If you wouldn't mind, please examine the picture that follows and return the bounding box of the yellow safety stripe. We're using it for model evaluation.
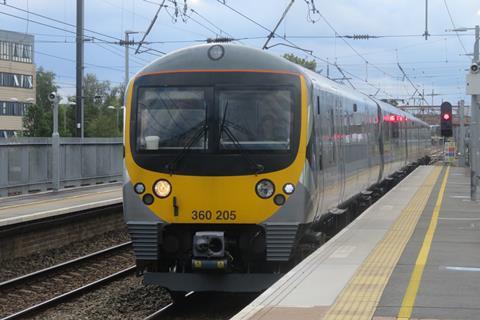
[397,166,450,319]
[324,166,442,320]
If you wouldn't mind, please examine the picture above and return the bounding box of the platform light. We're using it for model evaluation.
[153,179,172,198]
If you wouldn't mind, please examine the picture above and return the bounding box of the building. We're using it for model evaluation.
[0,30,35,138]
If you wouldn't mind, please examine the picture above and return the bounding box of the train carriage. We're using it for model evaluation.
[123,44,431,294]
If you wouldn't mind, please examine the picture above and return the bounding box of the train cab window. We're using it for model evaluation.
[217,89,292,151]
[137,87,207,151]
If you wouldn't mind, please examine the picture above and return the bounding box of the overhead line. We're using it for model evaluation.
[313,9,397,79]
[443,0,469,57]
[36,50,125,73]
[0,3,165,56]
[189,8,240,43]
[216,1,397,99]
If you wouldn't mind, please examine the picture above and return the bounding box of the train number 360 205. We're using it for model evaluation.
[191,210,237,221]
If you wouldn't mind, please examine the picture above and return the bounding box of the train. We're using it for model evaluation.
[122,43,432,295]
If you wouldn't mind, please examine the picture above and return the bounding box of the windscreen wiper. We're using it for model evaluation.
[165,120,208,174]
[220,101,264,175]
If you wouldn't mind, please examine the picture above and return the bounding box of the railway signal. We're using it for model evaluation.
[440,102,453,137]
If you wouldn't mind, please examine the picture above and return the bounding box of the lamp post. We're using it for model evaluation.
[124,31,140,88]
[49,92,61,191]
[447,25,480,200]
[472,25,480,201]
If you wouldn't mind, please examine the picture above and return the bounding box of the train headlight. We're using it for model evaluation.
[255,179,275,199]
[153,179,172,198]
[208,45,225,60]
[134,183,145,194]
[283,183,295,195]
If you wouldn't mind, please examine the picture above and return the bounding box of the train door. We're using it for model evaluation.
[404,118,408,163]
[321,91,340,210]
[335,96,346,203]
[364,100,376,186]
[376,103,384,182]
[314,89,325,219]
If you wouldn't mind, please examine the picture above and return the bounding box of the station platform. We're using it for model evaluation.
[233,165,480,320]
[0,183,122,227]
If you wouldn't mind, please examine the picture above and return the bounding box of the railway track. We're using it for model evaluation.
[0,242,135,320]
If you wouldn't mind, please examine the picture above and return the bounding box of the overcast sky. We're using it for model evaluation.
[1,0,479,106]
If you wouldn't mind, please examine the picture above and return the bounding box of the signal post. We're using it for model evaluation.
[466,25,480,200]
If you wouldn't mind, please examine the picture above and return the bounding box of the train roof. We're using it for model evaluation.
[138,43,302,74]
[138,43,428,127]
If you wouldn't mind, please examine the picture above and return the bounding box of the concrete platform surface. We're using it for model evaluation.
[233,165,480,320]
[0,183,122,227]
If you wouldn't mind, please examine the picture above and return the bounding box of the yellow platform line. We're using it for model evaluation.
[323,166,442,320]
[397,166,450,319]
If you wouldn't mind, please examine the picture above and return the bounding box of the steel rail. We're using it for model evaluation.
[143,291,195,320]
[0,241,132,290]
[1,266,136,320]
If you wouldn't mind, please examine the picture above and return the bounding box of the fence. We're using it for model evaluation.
[0,138,123,197]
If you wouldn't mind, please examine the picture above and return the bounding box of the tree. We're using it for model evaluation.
[23,68,58,137]
[283,53,317,71]
[24,69,124,137]
[83,74,123,137]
[380,99,400,107]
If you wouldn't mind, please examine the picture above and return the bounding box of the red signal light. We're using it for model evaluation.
[442,113,451,121]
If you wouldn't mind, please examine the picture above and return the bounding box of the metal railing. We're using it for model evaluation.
[0,137,123,197]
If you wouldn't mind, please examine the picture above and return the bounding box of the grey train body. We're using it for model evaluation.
[123,44,431,291]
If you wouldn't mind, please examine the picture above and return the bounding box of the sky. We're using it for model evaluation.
[1,0,479,107]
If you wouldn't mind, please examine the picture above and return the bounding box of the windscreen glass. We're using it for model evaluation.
[137,87,207,151]
[218,89,292,151]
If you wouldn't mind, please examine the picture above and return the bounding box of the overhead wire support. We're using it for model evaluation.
[265,42,312,54]
[397,63,430,106]
[443,0,469,57]
[135,0,166,54]
[262,0,295,50]
[333,64,355,89]
[423,0,430,40]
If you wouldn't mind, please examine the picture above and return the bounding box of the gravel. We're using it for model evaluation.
[0,228,130,282]
[29,276,172,320]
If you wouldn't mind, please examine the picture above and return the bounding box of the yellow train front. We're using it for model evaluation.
[123,43,430,293]
[124,44,309,293]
